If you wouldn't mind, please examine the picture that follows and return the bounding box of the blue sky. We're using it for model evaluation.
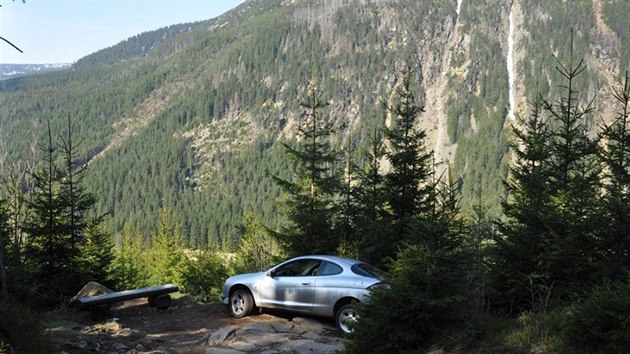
[0,0,246,64]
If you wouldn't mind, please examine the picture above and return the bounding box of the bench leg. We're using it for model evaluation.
[90,305,112,320]
[148,294,171,310]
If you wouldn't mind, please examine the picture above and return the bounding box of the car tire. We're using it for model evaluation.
[335,302,359,335]
[229,289,254,318]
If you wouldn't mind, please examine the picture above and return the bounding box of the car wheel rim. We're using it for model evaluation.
[339,308,358,334]
[231,294,244,315]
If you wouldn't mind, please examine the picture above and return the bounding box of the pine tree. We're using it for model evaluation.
[274,79,340,255]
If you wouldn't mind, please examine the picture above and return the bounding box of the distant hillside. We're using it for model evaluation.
[0,63,71,79]
[0,0,628,247]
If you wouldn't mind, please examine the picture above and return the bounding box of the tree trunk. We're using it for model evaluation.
[0,227,8,299]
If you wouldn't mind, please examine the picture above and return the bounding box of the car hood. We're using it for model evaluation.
[225,271,266,285]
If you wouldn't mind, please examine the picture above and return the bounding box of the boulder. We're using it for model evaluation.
[68,281,113,307]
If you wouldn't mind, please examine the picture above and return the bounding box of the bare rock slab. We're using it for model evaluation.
[291,317,335,335]
[205,348,246,354]
[207,326,237,346]
[278,339,344,353]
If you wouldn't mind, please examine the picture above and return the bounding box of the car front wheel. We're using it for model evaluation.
[229,289,254,318]
[335,302,359,335]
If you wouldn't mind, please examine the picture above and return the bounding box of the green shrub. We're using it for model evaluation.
[557,280,630,353]
[0,298,54,354]
[501,310,562,353]
[181,250,228,302]
[232,212,284,274]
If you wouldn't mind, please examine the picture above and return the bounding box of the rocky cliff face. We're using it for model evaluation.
[0,0,627,244]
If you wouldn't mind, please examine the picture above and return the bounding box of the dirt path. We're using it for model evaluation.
[51,297,344,353]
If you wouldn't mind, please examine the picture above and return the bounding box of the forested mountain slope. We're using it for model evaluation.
[0,0,628,247]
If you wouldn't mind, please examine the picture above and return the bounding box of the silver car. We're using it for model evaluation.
[220,255,382,334]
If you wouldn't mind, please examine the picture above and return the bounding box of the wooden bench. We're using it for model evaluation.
[75,284,179,314]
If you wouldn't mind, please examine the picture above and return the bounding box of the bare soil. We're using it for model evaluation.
[47,296,339,353]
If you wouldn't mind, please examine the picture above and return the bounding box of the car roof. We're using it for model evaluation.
[291,254,361,266]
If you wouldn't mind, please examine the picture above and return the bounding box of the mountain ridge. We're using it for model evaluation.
[0,0,628,246]
[0,63,71,79]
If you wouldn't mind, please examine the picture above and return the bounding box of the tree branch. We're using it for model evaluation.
[0,36,23,53]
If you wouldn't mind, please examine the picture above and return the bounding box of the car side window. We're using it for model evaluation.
[318,261,342,276]
[274,259,321,277]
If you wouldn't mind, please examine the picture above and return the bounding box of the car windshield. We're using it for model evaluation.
[351,263,381,279]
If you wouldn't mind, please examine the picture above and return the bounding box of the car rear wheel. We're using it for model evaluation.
[229,289,254,318]
[335,302,359,335]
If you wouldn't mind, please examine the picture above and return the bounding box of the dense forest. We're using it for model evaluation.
[1,0,630,352]
[0,0,627,247]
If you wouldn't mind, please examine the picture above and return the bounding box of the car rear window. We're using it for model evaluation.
[351,263,380,278]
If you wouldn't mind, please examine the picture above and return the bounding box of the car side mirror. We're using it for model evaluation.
[267,270,276,277]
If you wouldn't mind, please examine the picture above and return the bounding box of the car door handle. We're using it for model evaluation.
[301,282,310,286]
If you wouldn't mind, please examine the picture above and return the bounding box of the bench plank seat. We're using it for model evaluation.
[76,284,178,309]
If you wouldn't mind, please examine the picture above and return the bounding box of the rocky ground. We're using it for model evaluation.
[46,297,347,354]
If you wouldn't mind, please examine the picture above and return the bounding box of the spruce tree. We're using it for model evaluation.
[147,209,185,286]
[540,37,600,295]
[58,114,106,290]
[0,162,32,268]
[336,135,359,257]
[496,35,602,307]
[0,201,9,299]
[350,66,467,352]
[75,218,114,286]
[350,170,466,353]
[597,72,630,280]
[383,65,432,254]
[495,97,554,310]
[59,114,97,252]
[353,129,390,266]
[24,120,69,302]
[467,186,494,311]
[108,223,148,290]
[274,79,340,255]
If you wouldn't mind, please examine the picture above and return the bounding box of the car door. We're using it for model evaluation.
[257,259,320,312]
[312,260,345,316]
